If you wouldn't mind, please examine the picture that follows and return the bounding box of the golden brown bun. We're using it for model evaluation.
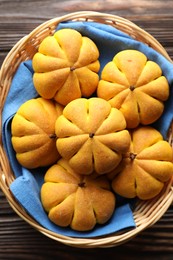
[41,158,116,231]
[32,28,100,106]
[97,50,169,128]
[55,97,131,175]
[11,98,63,168]
[111,126,173,200]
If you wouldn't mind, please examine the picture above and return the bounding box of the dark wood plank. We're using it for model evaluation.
[0,0,173,22]
[0,1,173,259]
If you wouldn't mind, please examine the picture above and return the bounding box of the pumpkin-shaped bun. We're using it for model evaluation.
[111,126,173,200]
[32,28,100,106]
[11,98,63,169]
[41,158,116,231]
[55,97,131,175]
[97,50,169,128]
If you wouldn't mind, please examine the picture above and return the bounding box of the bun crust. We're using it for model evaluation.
[97,50,169,128]
[111,126,173,200]
[41,159,116,231]
[33,29,100,106]
[55,97,131,175]
[11,98,63,168]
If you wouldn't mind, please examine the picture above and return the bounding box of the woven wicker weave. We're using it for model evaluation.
[0,11,173,248]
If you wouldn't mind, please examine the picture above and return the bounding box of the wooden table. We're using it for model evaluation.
[0,1,173,259]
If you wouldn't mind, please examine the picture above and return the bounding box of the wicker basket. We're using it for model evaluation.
[0,11,173,248]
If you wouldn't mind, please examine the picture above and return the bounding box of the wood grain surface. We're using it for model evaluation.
[0,1,173,259]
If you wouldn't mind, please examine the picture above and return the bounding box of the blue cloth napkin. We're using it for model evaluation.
[2,21,173,238]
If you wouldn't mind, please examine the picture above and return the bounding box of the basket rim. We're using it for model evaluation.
[0,11,173,248]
